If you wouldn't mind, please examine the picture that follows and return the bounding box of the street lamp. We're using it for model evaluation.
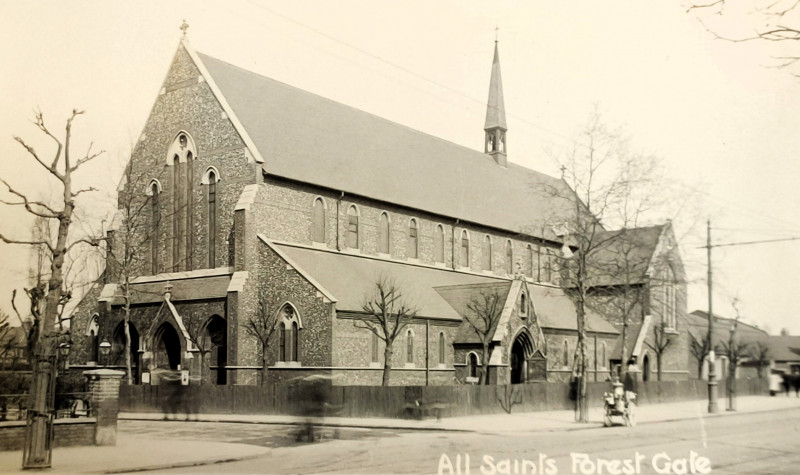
[99,340,111,367]
[58,342,71,371]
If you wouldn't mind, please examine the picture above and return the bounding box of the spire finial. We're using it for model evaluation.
[495,26,499,43]
[180,20,189,38]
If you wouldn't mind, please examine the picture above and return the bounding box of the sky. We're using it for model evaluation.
[1,1,799,334]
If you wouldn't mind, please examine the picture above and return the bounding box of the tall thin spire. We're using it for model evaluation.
[484,41,507,131]
[484,39,507,166]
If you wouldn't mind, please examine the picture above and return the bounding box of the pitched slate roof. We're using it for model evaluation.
[273,243,506,320]
[197,52,576,241]
[766,335,800,363]
[585,225,665,287]
[687,310,769,349]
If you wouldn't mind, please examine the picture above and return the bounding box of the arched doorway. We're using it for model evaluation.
[510,330,534,384]
[642,355,650,382]
[112,321,140,383]
[154,322,181,370]
[204,315,227,385]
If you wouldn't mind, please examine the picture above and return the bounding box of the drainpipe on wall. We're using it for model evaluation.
[336,191,344,251]
[426,319,430,386]
[452,219,460,270]
[594,334,598,382]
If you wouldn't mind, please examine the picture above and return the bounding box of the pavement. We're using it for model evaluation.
[1,394,798,474]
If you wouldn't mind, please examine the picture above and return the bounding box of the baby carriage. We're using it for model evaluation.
[603,379,636,427]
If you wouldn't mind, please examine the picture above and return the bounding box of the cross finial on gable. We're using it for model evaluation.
[180,20,190,38]
[560,165,567,179]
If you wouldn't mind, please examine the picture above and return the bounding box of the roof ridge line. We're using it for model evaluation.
[196,51,566,182]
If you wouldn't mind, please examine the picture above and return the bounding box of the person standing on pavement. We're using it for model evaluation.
[624,360,638,393]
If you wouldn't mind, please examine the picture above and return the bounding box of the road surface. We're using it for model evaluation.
[136,407,800,474]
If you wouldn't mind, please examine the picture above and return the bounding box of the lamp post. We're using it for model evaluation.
[99,341,111,368]
[727,321,737,411]
[706,220,718,413]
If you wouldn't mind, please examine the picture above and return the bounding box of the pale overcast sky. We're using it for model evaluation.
[1,1,799,334]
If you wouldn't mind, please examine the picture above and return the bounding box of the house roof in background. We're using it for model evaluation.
[766,335,800,363]
[198,52,578,241]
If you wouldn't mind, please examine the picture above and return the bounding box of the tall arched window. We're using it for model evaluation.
[600,342,607,369]
[371,332,379,363]
[482,235,492,271]
[563,340,569,367]
[312,198,326,243]
[172,154,181,271]
[438,332,445,365]
[291,321,299,362]
[406,330,414,365]
[149,180,161,274]
[279,322,286,362]
[505,240,513,274]
[167,132,196,271]
[278,304,301,363]
[408,219,418,259]
[526,245,534,278]
[379,212,390,254]
[664,266,677,330]
[346,205,359,249]
[460,230,470,268]
[543,249,553,283]
[468,352,479,379]
[185,151,194,270]
[207,170,217,268]
[434,225,445,263]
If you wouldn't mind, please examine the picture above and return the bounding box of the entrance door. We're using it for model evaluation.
[154,322,181,370]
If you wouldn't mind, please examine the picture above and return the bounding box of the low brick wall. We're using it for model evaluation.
[120,377,768,418]
[0,418,96,451]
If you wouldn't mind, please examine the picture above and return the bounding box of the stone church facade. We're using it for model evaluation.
[68,38,687,386]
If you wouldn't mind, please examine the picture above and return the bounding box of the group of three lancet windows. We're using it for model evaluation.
[148,132,219,274]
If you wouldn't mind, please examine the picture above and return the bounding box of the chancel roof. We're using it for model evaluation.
[197,51,577,242]
[584,225,665,287]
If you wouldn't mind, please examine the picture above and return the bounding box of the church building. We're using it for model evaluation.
[68,36,688,386]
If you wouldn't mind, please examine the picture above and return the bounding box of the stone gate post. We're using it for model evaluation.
[83,369,125,446]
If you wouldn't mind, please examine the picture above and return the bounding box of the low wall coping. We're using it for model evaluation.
[83,369,126,378]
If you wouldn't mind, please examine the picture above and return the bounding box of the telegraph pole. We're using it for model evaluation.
[707,220,718,413]
[699,223,800,414]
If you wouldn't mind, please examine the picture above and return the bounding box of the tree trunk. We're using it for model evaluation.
[382,344,393,386]
[481,342,490,385]
[261,347,269,386]
[657,353,663,382]
[620,322,627,379]
[124,318,132,385]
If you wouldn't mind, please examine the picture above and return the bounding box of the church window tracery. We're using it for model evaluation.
[346,205,359,249]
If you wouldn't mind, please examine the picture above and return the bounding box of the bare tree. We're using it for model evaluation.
[548,108,673,422]
[645,322,673,381]
[356,277,416,386]
[749,341,771,378]
[689,1,800,76]
[690,331,711,379]
[0,110,103,467]
[243,289,280,386]
[103,155,171,384]
[463,291,504,385]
